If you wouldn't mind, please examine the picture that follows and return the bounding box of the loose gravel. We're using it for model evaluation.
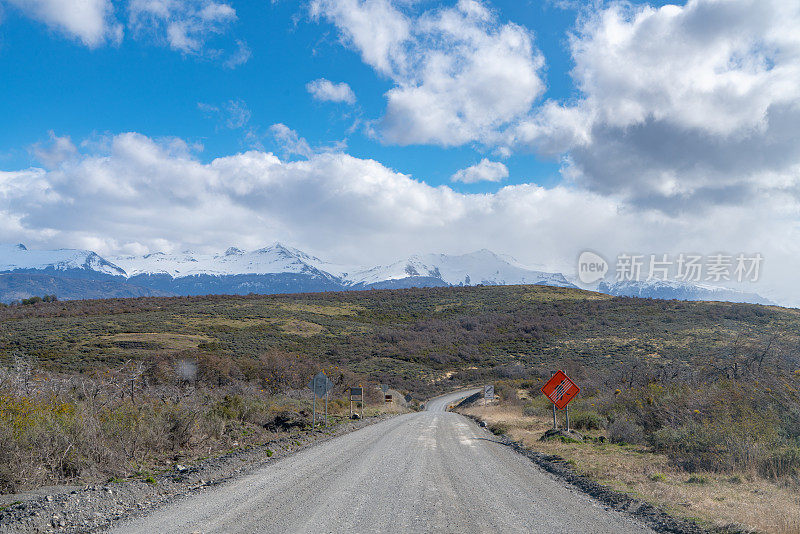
[0,415,392,534]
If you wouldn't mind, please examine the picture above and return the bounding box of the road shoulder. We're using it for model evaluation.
[455,410,743,534]
[0,415,395,534]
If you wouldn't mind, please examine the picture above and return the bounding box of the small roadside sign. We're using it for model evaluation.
[308,371,335,427]
[349,385,363,419]
[541,370,580,410]
[308,372,334,397]
[384,394,393,403]
[484,384,495,400]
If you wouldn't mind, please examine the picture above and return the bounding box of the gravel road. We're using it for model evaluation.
[110,389,653,533]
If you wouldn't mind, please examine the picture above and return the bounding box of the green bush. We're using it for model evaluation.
[569,410,605,431]
[489,422,509,436]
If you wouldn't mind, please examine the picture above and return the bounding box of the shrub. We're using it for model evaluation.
[649,416,783,474]
[759,446,800,479]
[569,410,605,431]
[489,422,509,436]
[608,419,644,445]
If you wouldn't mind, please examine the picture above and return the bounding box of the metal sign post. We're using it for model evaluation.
[483,384,494,407]
[349,386,363,418]
[308,371,335,428]
[541,370,581,432]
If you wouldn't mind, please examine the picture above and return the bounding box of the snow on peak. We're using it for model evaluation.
[0,244,125,276]
[109,243,342,279]
[597,279,773,305]
[1,242,575,291]
[343,250,574,287]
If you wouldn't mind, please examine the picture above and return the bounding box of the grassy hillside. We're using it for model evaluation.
[1,285,800,496]
[2,284,798,392]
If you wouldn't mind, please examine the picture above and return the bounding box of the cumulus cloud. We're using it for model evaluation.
[5,0,246,64]
[311,0,545,146]
[451,158,508,183]
[3,130,800,305]
[5,0,122,47]
[31,131,78,170]
[128,0,242,59]
[511,0,800,211]
[306,78,357,104]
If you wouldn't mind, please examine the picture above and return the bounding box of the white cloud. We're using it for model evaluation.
[269,124,313,158]
[5,0,246,63]
[198,99,251,129]
[128,0,240,57]
[31,131,78,170]
[311,0,545,146]
[511,0,800,211]
[3,131,800,305]
[224,39,251,69]
[306,78,356,104]
[5,0,122,47]
[451,158,508,183]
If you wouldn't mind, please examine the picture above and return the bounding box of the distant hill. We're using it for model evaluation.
[597,279,775,305]
[0,273,170,301]
[0,242,773,305]
[0,243,574,302]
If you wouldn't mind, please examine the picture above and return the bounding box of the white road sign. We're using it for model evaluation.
[484,384,495,400]
[308,371,334,397]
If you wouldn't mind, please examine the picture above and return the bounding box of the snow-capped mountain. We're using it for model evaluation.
[0,242,575,301]
[0,243,126,277]
[0,242,773,305]
[343,250,574,288]
[110,243,347,280]
[597,279,774,305]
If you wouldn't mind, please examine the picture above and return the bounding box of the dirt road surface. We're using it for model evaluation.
[110,389,653,533]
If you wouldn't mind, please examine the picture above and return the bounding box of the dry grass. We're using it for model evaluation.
[187,316,324,337]
[101,332,213,350]
[276,302,364,316]
[461,404,800,534]
[273,319,325,337]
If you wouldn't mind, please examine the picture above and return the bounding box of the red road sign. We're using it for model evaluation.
[541,370,580,409]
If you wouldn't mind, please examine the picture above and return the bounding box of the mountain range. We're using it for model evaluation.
[0,243,774,305]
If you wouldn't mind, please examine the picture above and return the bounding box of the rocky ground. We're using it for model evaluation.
[0,415,393,533]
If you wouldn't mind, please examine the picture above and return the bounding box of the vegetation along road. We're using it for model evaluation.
[111,389,652,534]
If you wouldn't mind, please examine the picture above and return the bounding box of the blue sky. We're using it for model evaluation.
[0,1,626,190]
[1,0,799,304]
